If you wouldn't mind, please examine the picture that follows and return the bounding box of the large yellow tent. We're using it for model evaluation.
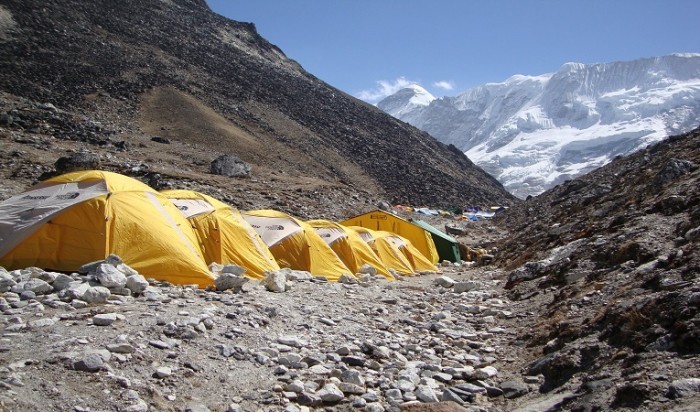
[0,170,214,286]
[241,210,352,281]
[161,190,279,279]
[342,209,439,264]
[349,226,416,275]
[307,219,394,280]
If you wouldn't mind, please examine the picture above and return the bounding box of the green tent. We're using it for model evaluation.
[411,219,461,263]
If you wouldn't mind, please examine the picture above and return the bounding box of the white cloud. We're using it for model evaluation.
[433,80,455,90]
[356,76,419,103]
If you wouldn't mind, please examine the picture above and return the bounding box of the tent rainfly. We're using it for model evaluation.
[307,219,394,280]
[162,190,280,279]
[241,210,352,281]
[412,219,461,263]
[0,170,214,286]
[341,209,439,264]
[349,226,433,275]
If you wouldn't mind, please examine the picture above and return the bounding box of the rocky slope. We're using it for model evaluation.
[0,0,514,209]
[492,126,700,410]
[378,54,700,198]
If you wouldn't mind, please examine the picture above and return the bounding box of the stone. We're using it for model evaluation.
[125,275,149,293]
[500,380,529,398]
[365,404,385,412]
[316,383,344,402]
[341,369,365,386]
[296,392,322,407]
[95,263,127,288]
[73,353,104,372]
[56,281,85,301]
[338,382,366,395]
[286,380,305,393]
[277,336,306,348]
[22,278,53,295]
[474,366,498,379]
[453,281,479,293]
[667,378,700,398]
[154,366,172,379]
[358,264,377,276]
[210,154,251,177]
[28,318,57,328]
[434,276,456,288]
[338,273,357,284]
[52,273,74,291]
[215,272,248,292]
[107,343,135,354]
[0,272,16,292]
[93,313,118,326]
[414,385,439,403]
[54,152,101,174]
[262,271,287,292]
[82,286,111,304]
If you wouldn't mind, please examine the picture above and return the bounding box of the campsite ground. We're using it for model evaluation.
[0,215,537,412]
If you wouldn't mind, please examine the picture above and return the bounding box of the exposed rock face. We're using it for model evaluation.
[0,0,514,208]
[494,127,700,410]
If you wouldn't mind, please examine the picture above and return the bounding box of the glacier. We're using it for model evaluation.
[377,54,700,198]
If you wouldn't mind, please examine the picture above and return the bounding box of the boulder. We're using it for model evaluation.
[95,263,127,288]
[125,274,149,293]
[210,154,251,177]
[82,286,111,304]
[262,271,287,292]
[215,272,248,292]
[54,152,101,174]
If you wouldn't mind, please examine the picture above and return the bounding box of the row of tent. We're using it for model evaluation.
[0,171,462,287]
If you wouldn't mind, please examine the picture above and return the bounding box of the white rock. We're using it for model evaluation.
[316,383,344,402]
[263,271,288,292]
[434,276,456,288]
[23,278,53,295]
[154,366,172,378]
[95,263,127,288]
[415,385,439,403]
[93,313,118,326]
[474,365,498,379]
[125,275,149,293]
[82,286,111,304]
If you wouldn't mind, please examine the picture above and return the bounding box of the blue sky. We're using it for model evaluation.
[206,0,700,103]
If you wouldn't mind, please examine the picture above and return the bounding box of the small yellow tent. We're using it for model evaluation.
[307,219,394,280]
[0,170,214,286]
[161,190,280,279]
[241,210,352,281]
[349,226,416,275]
[341,209,439,264]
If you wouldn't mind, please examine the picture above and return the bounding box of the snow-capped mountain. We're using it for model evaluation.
[378,54,700,198]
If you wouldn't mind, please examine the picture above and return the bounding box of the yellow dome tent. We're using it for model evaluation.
[341,209,440,264]
[241,210,352,282]
[380,231,438,273]
[161,190,280,279]
[307,219,394,280]
[348,226,416,275]
[0,170,214,286]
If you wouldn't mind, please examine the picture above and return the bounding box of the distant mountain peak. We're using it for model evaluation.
[379,54,700,198]
[376,85,435,118]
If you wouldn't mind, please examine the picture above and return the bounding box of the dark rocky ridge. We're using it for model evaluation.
[0,0,514,208]
[490,127,700,410]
